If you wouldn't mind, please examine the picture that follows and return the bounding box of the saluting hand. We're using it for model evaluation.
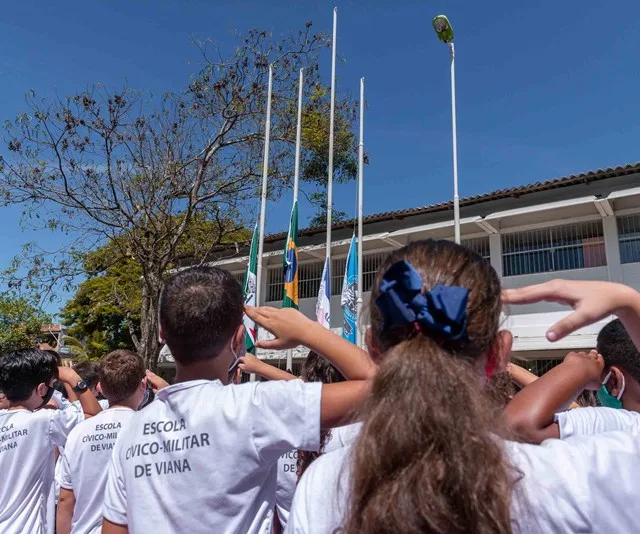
[244,306,316,350]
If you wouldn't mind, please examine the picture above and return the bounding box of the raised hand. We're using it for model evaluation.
[502,280,638,341]
[244,306,316,350]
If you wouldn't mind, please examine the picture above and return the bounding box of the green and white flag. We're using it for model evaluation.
[243,221,259,354]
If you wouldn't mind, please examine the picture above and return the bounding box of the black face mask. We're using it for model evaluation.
[38,386,54,409]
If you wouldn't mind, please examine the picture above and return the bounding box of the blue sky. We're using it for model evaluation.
[1,0,639,314]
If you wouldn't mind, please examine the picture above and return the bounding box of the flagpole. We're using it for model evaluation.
[356,77,365,348]
[293,68,303,203]
[256,64,273,314]
[325,6,337,284]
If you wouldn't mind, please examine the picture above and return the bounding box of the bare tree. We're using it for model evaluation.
[0,24,358,368]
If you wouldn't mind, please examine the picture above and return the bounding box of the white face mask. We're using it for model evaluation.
[227,335,244,384]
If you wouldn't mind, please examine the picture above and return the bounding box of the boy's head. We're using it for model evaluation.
[596,319,640,405]
[159,267,244,371]
[73,360,100,395]
[98,350,146,406]
[0,348,59,409]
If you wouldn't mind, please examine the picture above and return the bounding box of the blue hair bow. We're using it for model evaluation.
[375,260,469,341]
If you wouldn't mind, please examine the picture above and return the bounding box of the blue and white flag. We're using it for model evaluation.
[316,257,331,329]
[341,234,358,343]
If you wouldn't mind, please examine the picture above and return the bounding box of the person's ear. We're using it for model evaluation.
[233,325,246,355]
[609,366,625,397]
[96,383,103,395]
[36,383,49,397]
[492,330,513,374]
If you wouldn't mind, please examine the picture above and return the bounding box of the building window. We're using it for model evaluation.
[501,221,606,277]
[462,236,490,260]
[298,261,324,299]
[362,251,390,292]
[267,267,284,302]
[618,214,640,264]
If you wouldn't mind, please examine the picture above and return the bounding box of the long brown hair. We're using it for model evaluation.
[344,239,515,534]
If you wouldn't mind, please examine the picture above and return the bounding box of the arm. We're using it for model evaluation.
[239,354,296,381]
[246,306,374,429]
[102,519,128,534]
[320,381,370,429]
[57,366,102,417]
[245,306,377,381]
[504,351,603,443]
[56,488,75,534]
[506,363,538,388]
[502,280,640,348]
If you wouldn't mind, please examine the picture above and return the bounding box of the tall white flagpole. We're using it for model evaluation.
[356,77,365,348]
[325,7,337,278]
[287,67,304,372]
[256,64,273,312]
[293,68,304,203]
[449,42,460,244]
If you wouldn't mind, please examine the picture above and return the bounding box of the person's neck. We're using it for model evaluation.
[109,396,140,411]
[622,398,640,413]
[7,403,32,412]
[175,358,227,384]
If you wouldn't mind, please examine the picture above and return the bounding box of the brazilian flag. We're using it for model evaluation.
[283,201,299,309]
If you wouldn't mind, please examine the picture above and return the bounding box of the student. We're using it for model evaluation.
[0,348,102,533]
[505,318,640,443]
[286,241,640,534]
[238,351,359,532]
[66,361,110,410]
[102,266,375,534]
[56,350,149,534]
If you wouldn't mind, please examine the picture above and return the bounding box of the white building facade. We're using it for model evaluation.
[165,163,640,376]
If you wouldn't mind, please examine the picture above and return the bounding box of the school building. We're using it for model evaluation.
[159,162,640,377]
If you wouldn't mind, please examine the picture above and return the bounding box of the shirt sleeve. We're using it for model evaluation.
[250,380,322,463]
[555,407,640,439]
[57,449,74,490]
[49,407,84,448]
[103,434,128,526]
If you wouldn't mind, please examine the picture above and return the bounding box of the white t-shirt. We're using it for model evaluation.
[0,407,84,533]
[103,378,322,534]
[72,399,110,411]
[275,423,361,529]
[555,407,640,439]
[57,407,135,534]
[286,430,640,534]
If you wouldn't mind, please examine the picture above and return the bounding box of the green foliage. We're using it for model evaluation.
[61,218,250,359]
[60,254,141,359]
[0,296,49,355]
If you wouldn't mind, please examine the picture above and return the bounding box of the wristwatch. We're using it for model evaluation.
[73,380,88,394]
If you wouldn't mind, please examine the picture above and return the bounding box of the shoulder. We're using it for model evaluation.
[291,445,353,533]
[299,444,352,505]
[507,432,640,531]
[556,407,640,439]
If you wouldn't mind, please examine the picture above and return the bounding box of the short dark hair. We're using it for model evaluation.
[99,350,145,404]
[159,266,243,363]
[73,360,100,388]
[0,349,59,402]
[596,319,640,383]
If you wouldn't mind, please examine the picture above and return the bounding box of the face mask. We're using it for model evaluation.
[38,386,54,409]
[138,381,154,410]
[597,371,626,409]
